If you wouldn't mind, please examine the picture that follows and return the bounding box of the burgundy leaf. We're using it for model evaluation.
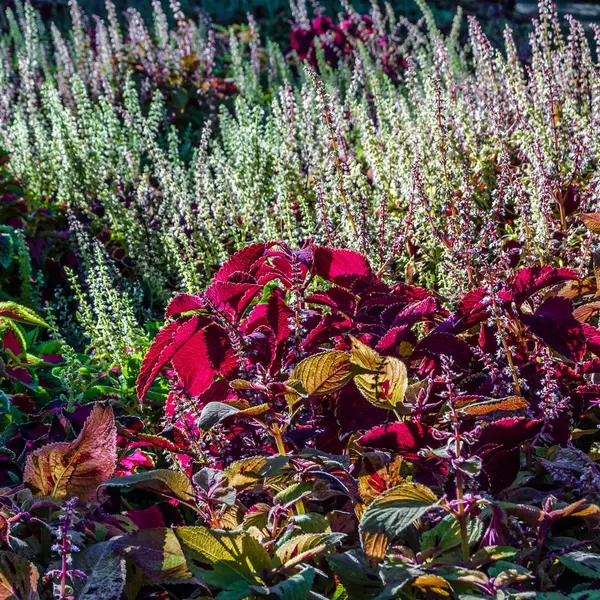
[205,281,262,323]
[519,296,586,361]
[213,243,267,282]
[500,265,578,306]
[375,326,412,356]
[1,328,24,355]
[335,381,388,437]
[471,417,543,493]
[306,286,356,315]
[357,421,441,462]
[312,246,376,291]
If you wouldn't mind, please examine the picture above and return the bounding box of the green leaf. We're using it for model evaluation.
[328,551,384,600]
[113,528,190,582]
[290,350,352,396]
[0,232,14,269]
[289,513,330,534]
[350,336,408,410]
[273,533,345,569]
[421,515,482,557]
[376,563,425,600]
[0,551,39,600]
[0,302,48,327]
[100,469,193,502]
[176,526,270,587]
[559,552,600,579]
[199,402,270,430]
[76,542,126,600]
[273,482,312,507]
[224,455,290,489]
[359,483,438,560]
[251,567,315,600]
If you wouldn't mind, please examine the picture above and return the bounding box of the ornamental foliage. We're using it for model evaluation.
[1,0,600,599]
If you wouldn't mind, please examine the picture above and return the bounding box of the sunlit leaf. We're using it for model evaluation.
[23,404,116,501]
[359,483,438,559]
[100,469,193,501]
[0,302,48,328]
[350,337,408,410]
[176,526,270,589]
[273,533,345,569]
[457,396,528,416]
[290,350,352,397]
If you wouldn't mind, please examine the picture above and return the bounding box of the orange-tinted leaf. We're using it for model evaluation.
[0,551,39,600]
[457,396,528,416]
[412,575,452,597]
[580,212,600,233]
[573,301,600,323]
[23,404,116,502]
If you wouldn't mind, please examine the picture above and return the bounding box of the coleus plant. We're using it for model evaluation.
[2,242,600,599]
[132,242,600,597]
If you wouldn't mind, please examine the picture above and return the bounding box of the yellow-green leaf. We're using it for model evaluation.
[0,302,48,328]
[350,336,408,410]
[100,469,193,501]
[273,533,345,569]
[360,483,438,560]
[176,526,270,583]
[290,350,352,397]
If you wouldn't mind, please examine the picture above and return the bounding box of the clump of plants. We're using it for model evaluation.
[1,0,600,598]
[2,243,600,599]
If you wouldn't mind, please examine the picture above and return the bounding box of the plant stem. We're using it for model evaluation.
[271,422,306,515]
[455,469,470,565]
[272,422,287,455]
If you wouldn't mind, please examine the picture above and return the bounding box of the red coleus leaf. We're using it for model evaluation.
[6,366,35,387]
[500,265,578,306]
[117,449,155,476]
[312,246,376,291]
[357,421,442,463]
[126,503,183,530]
[375,325,412,356]
[213,242,268,282]
[582,324,600,356]
[205,281,262,323]
[335,381,388,437]
[387,296,440,328]
[165,293,205,320]
[519,296,586,361]
[306,286,356,315]
[241,289,294,373]
[413,332,475,370]
[1,328,24,356]
[171,323,237,397]
[137,316,209,401]
[435,288,490,335]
